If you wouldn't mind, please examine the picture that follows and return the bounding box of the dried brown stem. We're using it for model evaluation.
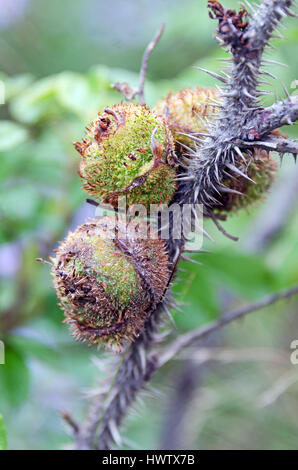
[61,412,79,435]
[112,23,165,106]
[138,23,165,105]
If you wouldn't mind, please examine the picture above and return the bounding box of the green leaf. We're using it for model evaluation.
[0,345,30,407]
[199,249,277,299]
[10,75,61,124]
[4,74,35,102]
[0,121,28,151]
[0,280,18,312]
[173,267,220,330]
[0,414,7,450]
[9,334,58,365]
[55,72,90,114]
[0,183,40,220]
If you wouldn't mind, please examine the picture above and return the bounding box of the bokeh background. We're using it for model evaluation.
[0,0,298,450]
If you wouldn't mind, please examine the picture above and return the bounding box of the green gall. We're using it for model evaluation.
[215,150,277,214]
[74,103,177,209]
[154,87,220,149]
[51,216,170,349]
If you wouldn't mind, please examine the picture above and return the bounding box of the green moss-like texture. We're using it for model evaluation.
[51,217,170,349]
[74,103,177,209]
[154,87,220,148]
[215,151,277,214]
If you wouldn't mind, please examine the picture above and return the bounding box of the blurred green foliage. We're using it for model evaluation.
[0,0,297,450]
[0,414,7,450]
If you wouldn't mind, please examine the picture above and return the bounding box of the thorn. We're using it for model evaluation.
[171,303,184,314]
[108,420,122,446]
[221,71,231,80]
[217,58,233,63]
[195,66,227,84]
[215,35,225,46]
[245,62,258,75]
[191,207,215,242]
[143,385,165,398]
[203,189,221,206]
[281,115,293,125]
[194,184,200,202]
[176,159,190,170]
[175,175,196,182]
[181,255,202,265]
[273,17,287,29]
[262,59,288,68]
[215,148,222,162]
[192,132,212,138]
[205,97,223,107]
[284,7,298,18]
[260,70,278,80]
[255,90,272,96]
[215,85,225,97]
[233,146,247,164]
[219,186,245,197]
[163,304,176,328]
[177,267,188,273]
[191,111,206,129]
[36,258,53,266]
[150,126,159,154]
[243,0,256,13]
[177,132,207,142]
[184,248,211,253]
[271,30,285,40]
[223,169,236,180]
[266,44,277,52]
[180,156,193,165]
[177,141,196,155]
[137,345,146,375]
[214,163,220,183]
[281,82,290,99]
[243,88,256,100]
[222,89,238,98]
[276,6,287,17]
[257,79,272,86]
[225,162,256,184]
[210,180,221,195]
[203,116,212,126]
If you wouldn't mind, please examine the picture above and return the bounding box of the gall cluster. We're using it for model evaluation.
[51,87,276,348]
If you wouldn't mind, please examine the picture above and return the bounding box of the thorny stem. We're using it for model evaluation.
[245,95,298,140]
[242,136,298,156]
[75,301,168,450]
[73,0,298,451]
[183,0,298,209]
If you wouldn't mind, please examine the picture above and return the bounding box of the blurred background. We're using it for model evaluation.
[0,0,298,450]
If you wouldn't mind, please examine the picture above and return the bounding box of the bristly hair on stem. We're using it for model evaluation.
[68,0,298,450]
